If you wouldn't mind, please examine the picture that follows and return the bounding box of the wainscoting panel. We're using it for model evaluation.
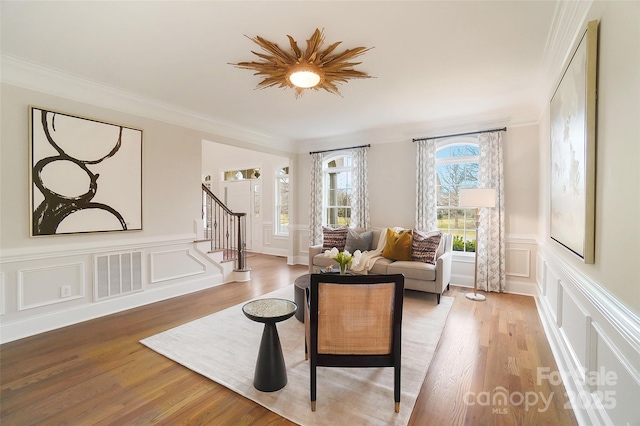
[592,322,640,425]
[0,273,4,315]
[538,255,547,295]
[18,263,85,310]
[544,266,561,325]
[0,236,225,344]
[150,249,206,284]
[559,285,591,376]
[262,223,273,246]
[298,231,309,255]
[536,242,640,426]
[506,248,531,277]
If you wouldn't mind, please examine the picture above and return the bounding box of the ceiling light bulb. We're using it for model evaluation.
[289,70,321,88]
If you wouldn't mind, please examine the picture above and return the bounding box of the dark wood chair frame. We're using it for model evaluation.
[305,273,405,412]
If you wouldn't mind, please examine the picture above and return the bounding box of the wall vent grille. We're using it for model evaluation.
[94,251,143,301]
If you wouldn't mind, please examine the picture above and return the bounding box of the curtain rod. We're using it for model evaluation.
[309,144,371,155]
[412,127,507,143]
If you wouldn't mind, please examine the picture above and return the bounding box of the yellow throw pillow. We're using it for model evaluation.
[382,228,413,261]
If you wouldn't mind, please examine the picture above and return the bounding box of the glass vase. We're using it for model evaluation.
[339,263,347,275]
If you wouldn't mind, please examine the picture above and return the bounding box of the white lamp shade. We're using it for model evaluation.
[459,188,496,208]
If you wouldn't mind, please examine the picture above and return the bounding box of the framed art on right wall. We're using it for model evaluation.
[550,20,599,264]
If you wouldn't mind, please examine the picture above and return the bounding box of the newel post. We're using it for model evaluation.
[236,213,246,271]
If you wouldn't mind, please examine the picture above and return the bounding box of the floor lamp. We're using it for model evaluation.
[459,188,496,302]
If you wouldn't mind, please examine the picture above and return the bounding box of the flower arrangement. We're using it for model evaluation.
[324,247,362,274]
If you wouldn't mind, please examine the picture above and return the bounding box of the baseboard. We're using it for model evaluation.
[505,279,538,296]
[0,274,223,344]
[257,247,288,258]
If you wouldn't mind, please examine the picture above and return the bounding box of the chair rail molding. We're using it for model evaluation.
[0,234,197,264]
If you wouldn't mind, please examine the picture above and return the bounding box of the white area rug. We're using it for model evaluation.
[141,285,453,426]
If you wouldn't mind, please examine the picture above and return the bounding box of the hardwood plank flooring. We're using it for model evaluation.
[1,254,577,425]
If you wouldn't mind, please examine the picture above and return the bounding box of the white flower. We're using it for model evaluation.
[323,247,361,270]
[351,250,362,267]
[324,247,339,258]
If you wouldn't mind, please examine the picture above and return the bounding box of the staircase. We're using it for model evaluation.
[199,184,249,281]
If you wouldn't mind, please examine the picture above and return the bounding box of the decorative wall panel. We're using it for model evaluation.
[18,263,84,310]
[150,249,206,283]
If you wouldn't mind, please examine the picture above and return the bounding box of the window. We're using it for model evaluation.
[223,168,261,181]
[436,142,479,252]
[275,167,289,235]
[323,155,352,227]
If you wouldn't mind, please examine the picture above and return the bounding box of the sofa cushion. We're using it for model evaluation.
[370,257,394,274]
[412,230,442,264]
[313,254,339,269]
[387,260,437,281]
[344,228,374,252]
[382,228,412,261]
[322,226,348,251]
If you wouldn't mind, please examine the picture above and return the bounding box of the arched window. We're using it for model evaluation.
[323,154,353,227]
[275,166,289,236]
[436,141,479,252]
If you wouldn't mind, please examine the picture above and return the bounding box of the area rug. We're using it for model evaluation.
[141,285,453,426]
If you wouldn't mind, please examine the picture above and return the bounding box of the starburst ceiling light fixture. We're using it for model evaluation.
[231,28,373,98]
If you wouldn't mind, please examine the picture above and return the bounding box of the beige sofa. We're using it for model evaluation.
[308,228,453,303]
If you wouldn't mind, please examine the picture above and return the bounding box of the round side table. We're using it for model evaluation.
[242,298,297,392]
[293,274,310,322]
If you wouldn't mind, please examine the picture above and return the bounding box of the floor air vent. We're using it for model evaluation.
[94,251,143,301]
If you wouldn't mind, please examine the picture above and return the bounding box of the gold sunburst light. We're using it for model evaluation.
[231,28,373,98]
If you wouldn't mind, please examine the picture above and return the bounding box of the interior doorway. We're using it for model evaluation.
[221,180,254,250]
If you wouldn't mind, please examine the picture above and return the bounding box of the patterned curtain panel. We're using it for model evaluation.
[415,139,438,231]
[351,147,370,229]
[309,153,324,246]
[477,131,506,293]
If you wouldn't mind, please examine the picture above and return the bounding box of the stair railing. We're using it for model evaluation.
[201,184,247,271]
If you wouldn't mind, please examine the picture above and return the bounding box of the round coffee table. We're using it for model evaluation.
[242,298,297,392]
[293,274,310,322]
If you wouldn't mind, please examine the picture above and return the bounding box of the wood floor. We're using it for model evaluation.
[1,254,578,425]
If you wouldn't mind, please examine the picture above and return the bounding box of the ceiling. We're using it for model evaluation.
[1,1,582,152]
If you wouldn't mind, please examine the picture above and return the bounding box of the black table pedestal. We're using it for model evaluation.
[253,322,287,392]
[242,298,297,393]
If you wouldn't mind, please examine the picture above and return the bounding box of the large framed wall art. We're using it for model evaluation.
[550,20,598,263]
[29,107,143,236]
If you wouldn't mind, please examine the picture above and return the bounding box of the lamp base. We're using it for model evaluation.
[465,292,486,302]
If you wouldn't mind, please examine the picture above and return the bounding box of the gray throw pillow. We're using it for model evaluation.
[344,229,373,252]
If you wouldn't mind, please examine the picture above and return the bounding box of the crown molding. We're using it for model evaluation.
[541,0,593,98]
[1,55,296,152]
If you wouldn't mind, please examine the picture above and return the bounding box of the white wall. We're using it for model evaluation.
[535,2,640,425]
[292,124,541,292]
[201,140,291,257]
[0,84,225,342]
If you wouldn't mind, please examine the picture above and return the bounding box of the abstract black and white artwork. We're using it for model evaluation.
[29,107,143,236]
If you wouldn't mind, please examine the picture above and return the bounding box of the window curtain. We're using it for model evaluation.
[477,131,506,293]
[350,147,370,229]
[309,153,324,246]
[415,139,438,231]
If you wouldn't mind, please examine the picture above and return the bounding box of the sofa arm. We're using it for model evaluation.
[308,244,323,274]
[435,251,453,290]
